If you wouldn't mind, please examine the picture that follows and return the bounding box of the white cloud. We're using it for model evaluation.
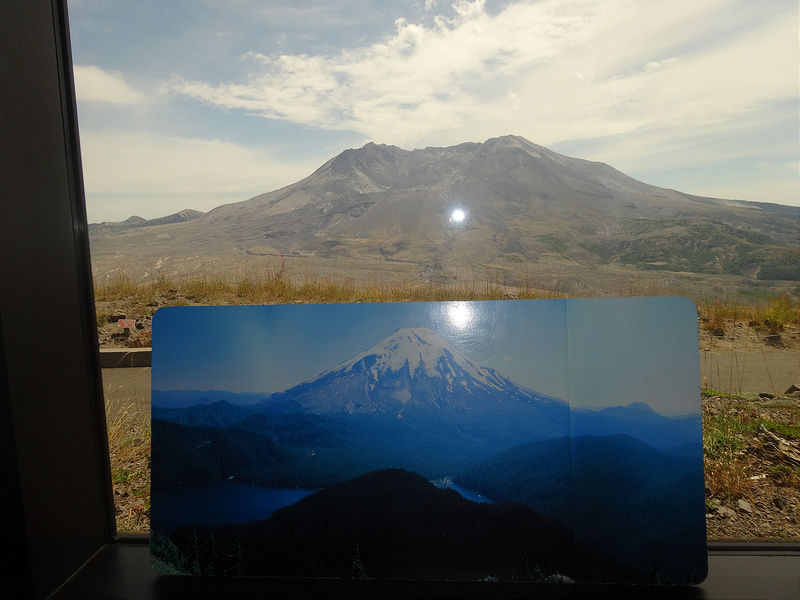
[80,130,325,222]
[73,65,146,104]
[645,57,678,71]
[168,0,636,145]
[165,0,795,157]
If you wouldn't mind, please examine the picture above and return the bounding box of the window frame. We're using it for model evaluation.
[1,0,114,597]
[0,1,797,598]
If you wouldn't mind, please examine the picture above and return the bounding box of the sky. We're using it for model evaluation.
[67,0,799,223]
[151,300,569,398]
[151,297,699,416]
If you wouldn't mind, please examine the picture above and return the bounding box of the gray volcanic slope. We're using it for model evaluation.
[89,135,799,284]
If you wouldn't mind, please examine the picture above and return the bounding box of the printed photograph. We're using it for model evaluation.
[150,297,706,583]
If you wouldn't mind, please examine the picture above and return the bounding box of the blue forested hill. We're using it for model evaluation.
[151,418,299,490]
[570,403,701,449]
[157,468,635,582]
[455,434,706,583]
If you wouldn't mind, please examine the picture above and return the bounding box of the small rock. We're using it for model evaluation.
[715,505,736,519]
[785,383,800,395]
[503,293,520,300]
[737,500,753,514]
[758,392,774,399]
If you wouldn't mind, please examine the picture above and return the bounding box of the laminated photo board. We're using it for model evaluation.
[150,297,707,584]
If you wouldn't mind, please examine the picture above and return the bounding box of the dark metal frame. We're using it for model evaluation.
[0,1,797,598]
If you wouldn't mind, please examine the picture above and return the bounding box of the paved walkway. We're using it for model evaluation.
[700,350,798,397]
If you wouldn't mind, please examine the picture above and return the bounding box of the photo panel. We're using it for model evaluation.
[150,298,706,583]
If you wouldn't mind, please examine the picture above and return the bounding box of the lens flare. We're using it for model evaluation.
[447,302,473,329]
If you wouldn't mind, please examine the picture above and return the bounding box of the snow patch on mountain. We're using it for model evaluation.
[331,327,504,393]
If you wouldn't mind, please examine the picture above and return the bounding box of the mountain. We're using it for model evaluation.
[266,326,569,442]
[570,402,702,450]
[152,326,571,487]
[88,208,203,235]
[150,409,371,490]
[88,135,799,293]
[151,418,297,490]
[152,390,269,410]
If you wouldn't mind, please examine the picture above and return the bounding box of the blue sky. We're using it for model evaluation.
[151,297,699,416]
[67,1,798,223]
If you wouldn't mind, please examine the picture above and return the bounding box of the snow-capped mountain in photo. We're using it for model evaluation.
[267,327,569,441]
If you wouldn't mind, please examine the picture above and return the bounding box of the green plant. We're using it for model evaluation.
[756,420,800,439]
[702,397,759,499]
[703,420,746,459]
[113,468,132,483]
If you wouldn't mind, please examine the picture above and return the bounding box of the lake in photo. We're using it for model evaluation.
[151,480,315,535]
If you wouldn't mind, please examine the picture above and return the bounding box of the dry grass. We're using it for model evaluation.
[95,263,798,311]
[94,269,554,327]
[702,391,800,500]
[95,271,797,354]
[698,294,798,339]
[702,390,800,541]
[105,397,151,534]
[702,395,759,500]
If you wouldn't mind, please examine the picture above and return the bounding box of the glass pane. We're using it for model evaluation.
[68,1,798,542]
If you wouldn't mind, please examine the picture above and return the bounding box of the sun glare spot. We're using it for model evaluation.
[450,208,466,223]
[447,302,473,329]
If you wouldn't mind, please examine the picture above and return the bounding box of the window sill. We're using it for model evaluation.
[51,538,799,599]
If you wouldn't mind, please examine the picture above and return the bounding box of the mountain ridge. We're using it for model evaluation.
[89,135,799,290]
[89,208,204,235]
